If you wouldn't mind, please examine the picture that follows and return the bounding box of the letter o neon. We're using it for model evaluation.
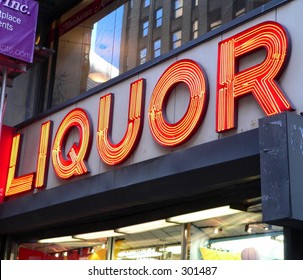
[148,59,208,147]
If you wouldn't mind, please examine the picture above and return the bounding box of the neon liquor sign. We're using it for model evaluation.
[1,21,293,199]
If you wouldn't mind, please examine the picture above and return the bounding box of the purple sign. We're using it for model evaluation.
[0,0,38,63]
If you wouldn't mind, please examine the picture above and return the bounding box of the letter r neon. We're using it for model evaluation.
[216,21,293,132]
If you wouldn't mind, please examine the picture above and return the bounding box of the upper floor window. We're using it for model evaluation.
[142,20,149,37]
[139,47,147,64]
[153,39,161,58]
[208,0,222,30]
[174,0,183,18]
[234,0,246,17]
[192,20,198,39]
[172,30,182,49]
[144,0,150,8]
[155,8,163,27]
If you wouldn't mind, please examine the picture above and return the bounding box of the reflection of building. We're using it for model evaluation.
[119,0,271,72]
[1,0,303,262]
[88,8,122,86]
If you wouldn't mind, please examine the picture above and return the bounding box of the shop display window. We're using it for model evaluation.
[113,225,182,260]
[16,204,284,260]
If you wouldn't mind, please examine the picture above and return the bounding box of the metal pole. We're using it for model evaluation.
[181,223,191,260]
[106,237,115,260]
[0,66,8,142]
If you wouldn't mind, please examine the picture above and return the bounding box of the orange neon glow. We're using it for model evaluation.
[35,121,52,188]
[5,134,35,196]
[148,59,208,146]
[0,126,15,202]
[52,108,92,179]
[216,21,293,132]
[97,79,145,165]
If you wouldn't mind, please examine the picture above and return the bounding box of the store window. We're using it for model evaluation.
[114,225,182,260]
[16,204,284,260]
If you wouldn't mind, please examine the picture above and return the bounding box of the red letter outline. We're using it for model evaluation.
[97,79,145,165]
[52,108,92,179]
[148,59,208,147]
[216,21,293,132]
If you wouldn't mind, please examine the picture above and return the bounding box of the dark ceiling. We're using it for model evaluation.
[38,0,82,19]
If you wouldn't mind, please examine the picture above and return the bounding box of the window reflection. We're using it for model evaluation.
[49,0,273,107]
[87,7,123,88]
[53,5,124,105]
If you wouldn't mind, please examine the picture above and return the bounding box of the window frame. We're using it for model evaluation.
[174,0,184,18]
[142,19,149,37]
[172,30,182,49]
[153,39,161,58]
[155,8,163,28]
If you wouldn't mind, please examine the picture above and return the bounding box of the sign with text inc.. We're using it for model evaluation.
[0,0,38,63]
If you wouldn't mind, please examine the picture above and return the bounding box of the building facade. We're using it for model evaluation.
[1,0,303,260]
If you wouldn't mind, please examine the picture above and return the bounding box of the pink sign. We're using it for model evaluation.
[0,0,39,63]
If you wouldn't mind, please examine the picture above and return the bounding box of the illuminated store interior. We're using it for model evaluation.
[17,204,284,260]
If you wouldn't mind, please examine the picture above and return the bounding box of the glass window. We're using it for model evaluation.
[51,5,124,106]
[15,203,284,260]
[206,234,284,260]
[144,0,150,8]
[140,48,147,64]
[174,0,183,18]
[208,0,222,30]
[190,227,284,260]
[172,30,182,49]
[192,20,198,39]
[142,20,149,37]
[36,0,275,110]
[155,8,163,27]
[234,0,246,17]
[153,39,161,58]
[18,240,108,260]
[114,225,182,260]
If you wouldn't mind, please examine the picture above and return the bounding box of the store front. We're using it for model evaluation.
[17,209,284,260]
[1,0,303,260]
